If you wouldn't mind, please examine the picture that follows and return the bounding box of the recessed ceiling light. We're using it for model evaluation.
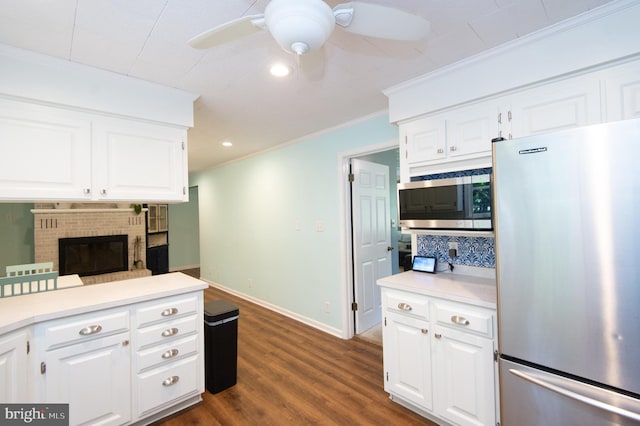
[222,141,233,147]
[270,63,292,77]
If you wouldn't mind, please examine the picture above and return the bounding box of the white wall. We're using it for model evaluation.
[190,114,398,335]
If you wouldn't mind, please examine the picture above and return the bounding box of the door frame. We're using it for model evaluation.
[337,139,398,339]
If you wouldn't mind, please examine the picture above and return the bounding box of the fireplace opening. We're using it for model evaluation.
[59,235,128,277]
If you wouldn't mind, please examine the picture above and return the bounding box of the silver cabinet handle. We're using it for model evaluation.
[450,145,457,152]
[435,333,442,339]
[79,325,102,335]
[162,349,179,359]
[83,188,91,195]
[509,369,640,422]
[161,307,179,317]
[397,302,412,311]
[161,327,179,337]
[437,148,444,154]
[421,329,428,334]
[451,315,470,326]
[100,189,107,195]
[162,376,180,386]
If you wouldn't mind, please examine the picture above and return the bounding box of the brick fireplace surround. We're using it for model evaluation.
[33,204,151,284]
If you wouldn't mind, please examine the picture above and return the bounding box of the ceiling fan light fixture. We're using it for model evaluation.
[265,0,335,54]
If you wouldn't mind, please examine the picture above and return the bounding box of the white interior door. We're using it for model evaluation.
[351,158,391,333]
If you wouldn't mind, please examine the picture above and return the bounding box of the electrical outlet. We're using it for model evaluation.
[448,241,458,251]
[324,302,330,313]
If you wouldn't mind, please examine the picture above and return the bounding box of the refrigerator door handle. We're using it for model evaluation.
[509,368,640,422]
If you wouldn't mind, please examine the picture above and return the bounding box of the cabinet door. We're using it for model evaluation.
[44,332,131,426]
[446,102,499,159]
[92,118,187,202]
[0,329,28,402]
[0,98,92,201]
[432,325,495,426]
[148,204,159,233]
[510,75,601,138]
[603,61,640,121]
[382,312,433,411]
[401,115,446,165]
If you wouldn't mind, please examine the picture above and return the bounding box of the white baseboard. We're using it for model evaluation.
[201,278,345,340]
[170,264,200,272]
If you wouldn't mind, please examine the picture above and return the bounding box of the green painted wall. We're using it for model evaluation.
[0,203,34,273]
[168,186,200,270]
[190,114,398,332]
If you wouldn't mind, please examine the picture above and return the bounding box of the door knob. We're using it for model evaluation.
[387,246,394,251]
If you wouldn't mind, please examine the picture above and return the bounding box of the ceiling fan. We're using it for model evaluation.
[188,0,430,56]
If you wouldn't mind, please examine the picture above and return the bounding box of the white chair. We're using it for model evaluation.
[1,262,58,297]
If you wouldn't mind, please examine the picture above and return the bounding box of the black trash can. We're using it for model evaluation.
[204,300,239,394]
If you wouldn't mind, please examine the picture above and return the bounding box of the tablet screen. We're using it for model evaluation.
[412,256,436,273]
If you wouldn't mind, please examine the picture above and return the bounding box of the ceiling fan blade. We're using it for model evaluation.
[188,14,266,49]
[333,2,430,41]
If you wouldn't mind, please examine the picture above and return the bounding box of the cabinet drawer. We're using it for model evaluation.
[39,309,129,350]
[136,355,200,417]
[384,289,429,320]
[135,294,198,328]
[136,334,198,372]
[432,302,494,338]
[136,314,199,349]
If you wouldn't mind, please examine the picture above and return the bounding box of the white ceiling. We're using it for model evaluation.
[0,0,613,172]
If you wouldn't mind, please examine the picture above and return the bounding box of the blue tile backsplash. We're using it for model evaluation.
[416,234,495,268]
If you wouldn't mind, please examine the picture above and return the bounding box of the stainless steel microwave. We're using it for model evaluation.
[397,174,492,230]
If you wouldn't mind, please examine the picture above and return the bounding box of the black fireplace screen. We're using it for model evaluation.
[59,235,128,276]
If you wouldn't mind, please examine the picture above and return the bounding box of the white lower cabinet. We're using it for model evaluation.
[383,312,433,411]
[132,294,204,419]
[382,287,498,425]
[44,332,132,426]
[0,328,29,402]
[25,290,204,426]
[432,326,495,426]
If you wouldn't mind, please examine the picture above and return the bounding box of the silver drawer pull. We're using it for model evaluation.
[161,307,179,317]
[451,315,470,326]
[162,376,180,386]
[435,333,442,339]
[79,325,102,336]
[162,349,179,359]
[161,327,179,337]
[397,302,412,311]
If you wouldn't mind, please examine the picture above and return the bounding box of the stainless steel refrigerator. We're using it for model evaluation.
[493,119,640,425]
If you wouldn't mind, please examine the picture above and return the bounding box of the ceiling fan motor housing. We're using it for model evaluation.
[265,0,336,54]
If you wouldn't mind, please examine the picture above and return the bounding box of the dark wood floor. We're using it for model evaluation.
[156,272,434,425]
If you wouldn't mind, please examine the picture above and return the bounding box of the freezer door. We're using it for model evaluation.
[500,359,640,426]
[493,119,640,394]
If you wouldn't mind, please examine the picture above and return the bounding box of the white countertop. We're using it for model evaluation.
[377,270,497,309]
[0,272,209,335]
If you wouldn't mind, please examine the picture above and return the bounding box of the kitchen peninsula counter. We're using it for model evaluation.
[377,270,496,309]
[0,272,208,335]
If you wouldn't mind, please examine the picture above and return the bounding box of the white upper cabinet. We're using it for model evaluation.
[399,70,605,180]
[0,97,188,202]
[92,118,187,202]
[0,98,92,200]
[603,60,640,121]
[508,75,601,138]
